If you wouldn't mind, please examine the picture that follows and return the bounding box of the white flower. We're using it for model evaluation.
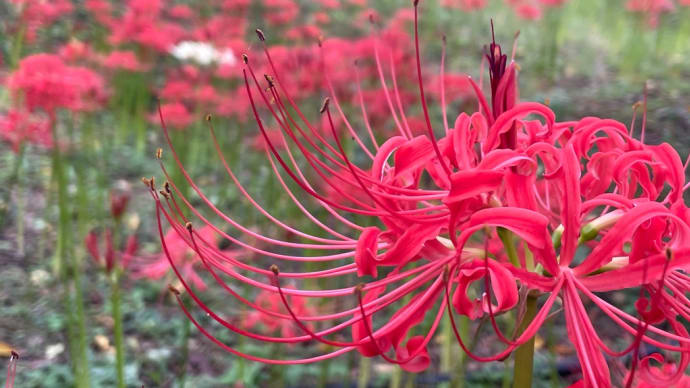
[169,41,237,67]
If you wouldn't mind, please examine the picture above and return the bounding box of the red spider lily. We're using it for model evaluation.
[7,54,106,115]
[148,2,690,384]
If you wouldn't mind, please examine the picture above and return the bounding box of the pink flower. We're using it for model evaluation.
[58,40,93,63]
[11,0,73,42]
[150,102,193,129]
[626,0,676,27]
[515,2,543,19]
[440,0,488,11]
[102,51,147,72]
[263,0,299,25]
[7,54,106,114]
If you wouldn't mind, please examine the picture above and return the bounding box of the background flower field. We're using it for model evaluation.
[1,0,690,387]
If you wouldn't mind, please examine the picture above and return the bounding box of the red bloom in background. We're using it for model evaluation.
[7,54,106,115]
[150,102,193,129]
[138,225,228,291]
[10,0,73,42]
[244,288,317,340]
[440,0,488,11]
[102,51,147,72]
[0,108,51,152]
[626,0,676,27]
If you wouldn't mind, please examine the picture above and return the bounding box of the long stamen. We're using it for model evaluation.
[440,35,449,133]
[5,351,18,388]
[413,1,452,178]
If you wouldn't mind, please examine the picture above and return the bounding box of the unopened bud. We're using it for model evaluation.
[110,189,130,220]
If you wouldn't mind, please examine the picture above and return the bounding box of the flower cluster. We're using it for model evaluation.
[1,53,105,151]
[150,3,690,386]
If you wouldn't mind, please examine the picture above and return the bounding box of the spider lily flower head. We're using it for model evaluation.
[149,1,690,383]
[7,54,106,116]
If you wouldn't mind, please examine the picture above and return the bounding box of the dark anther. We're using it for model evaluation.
[185,221,193,231]
[264,74,275,87]
[353,283,366,295]
[155,148,163,159]
[320,97,330,114]
[242,54,249,64]
[255,29,266,41]
[168,285,180,295]
[270,264,280,276]
[163,181,171,194]
[205,114,212,122]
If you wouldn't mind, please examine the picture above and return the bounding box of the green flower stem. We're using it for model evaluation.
[0,144,25,230]
[357,355,371,388]
[13,145,26,256]
[178,305,192,388]
[497,227,519,267]
[389,366,402,388]
[451,314,469,388]
[72,114,92,388]
[317,353,331,388]
[52,117,90,388]
[110,270,125,388]
[512,293,538,388]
